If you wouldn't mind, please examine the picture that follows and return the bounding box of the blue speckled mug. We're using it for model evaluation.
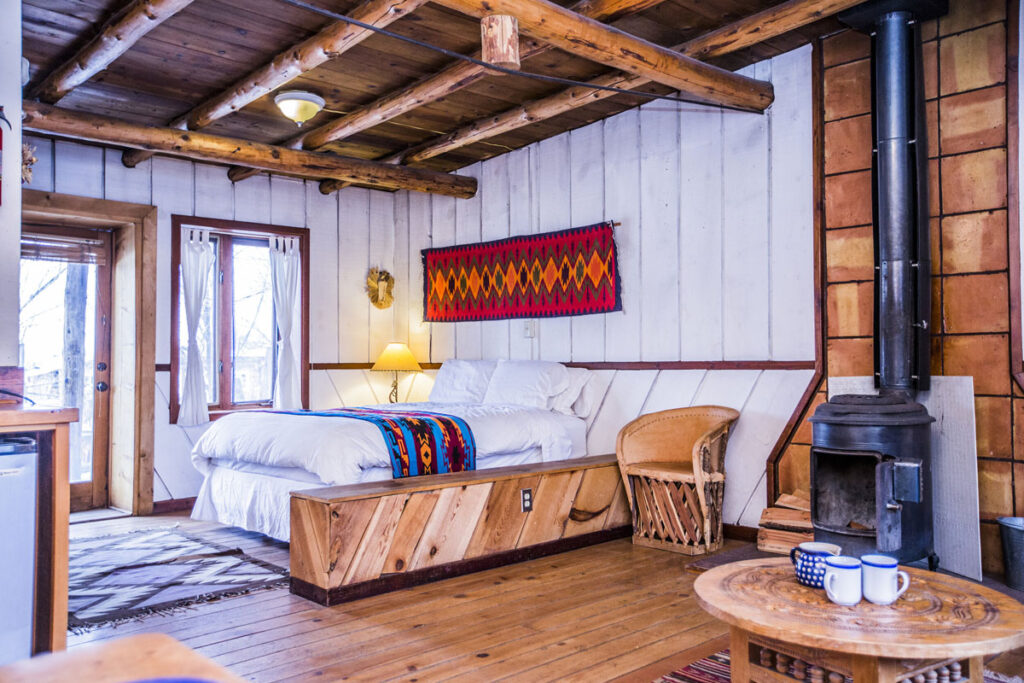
[789,541,842,588]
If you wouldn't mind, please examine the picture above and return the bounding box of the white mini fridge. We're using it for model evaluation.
[0,436,37,666]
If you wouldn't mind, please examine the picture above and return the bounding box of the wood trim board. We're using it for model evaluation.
[289,454,631,604]
[22,189,157,515]
[306,360,815,371]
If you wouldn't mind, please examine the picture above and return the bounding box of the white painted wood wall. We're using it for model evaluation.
[20,45,814,525]
[0,1,23,365]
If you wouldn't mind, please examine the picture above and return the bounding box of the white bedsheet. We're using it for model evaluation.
[191,402,581,485]
[190,405,587,541]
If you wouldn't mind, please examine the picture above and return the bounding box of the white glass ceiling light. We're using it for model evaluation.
[274,90,325,126]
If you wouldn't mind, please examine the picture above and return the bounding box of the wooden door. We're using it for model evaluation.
[20,226,113,511]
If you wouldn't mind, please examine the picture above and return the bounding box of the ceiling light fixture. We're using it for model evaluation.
[274,90,325,126]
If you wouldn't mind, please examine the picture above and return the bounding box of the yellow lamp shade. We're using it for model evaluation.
[274,90,325,126]
[372,343,422,372]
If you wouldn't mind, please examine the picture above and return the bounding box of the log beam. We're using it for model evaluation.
[481,16,521,70]
[121,0,427,168]
[429,0,774,111]
[227,0,669,184]
[31,0,195,104]
[23,102,476,199]
[325,0,863,183]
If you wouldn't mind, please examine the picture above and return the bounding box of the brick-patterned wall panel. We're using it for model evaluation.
[809,0,1016,574]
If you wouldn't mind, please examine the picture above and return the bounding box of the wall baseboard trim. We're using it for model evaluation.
[151,497,197,514]
[290,526,631,606]
[723,523,759,543]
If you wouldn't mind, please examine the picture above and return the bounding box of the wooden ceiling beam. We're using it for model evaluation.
[225,0,669,183]
[428,0,774,111]
[24,102,476,199]
[322,0,863,185]
[31,0,196,104]
[121,0,427,168]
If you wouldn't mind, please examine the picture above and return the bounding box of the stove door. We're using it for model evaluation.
[876,460,901,552]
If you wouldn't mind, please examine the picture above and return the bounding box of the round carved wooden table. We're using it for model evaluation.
[694,558,1024,683]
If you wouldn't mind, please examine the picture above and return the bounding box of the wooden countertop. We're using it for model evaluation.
[0,633,244,682]
[0,407,80,428]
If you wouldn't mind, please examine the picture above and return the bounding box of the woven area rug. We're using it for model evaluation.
[68,527,288,631]
[655,650,1022,683]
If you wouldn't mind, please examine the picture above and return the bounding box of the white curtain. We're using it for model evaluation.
[270,236,301,409]
[178,229,215,426]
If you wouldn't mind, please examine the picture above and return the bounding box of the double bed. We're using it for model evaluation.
[190,360,597,541]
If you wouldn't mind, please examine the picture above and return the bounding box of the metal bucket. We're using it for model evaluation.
[997,517,1024,591]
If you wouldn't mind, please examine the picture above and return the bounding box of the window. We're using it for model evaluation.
[169,216,309,422]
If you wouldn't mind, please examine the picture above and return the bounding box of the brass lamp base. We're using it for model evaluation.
[389,371,399,403]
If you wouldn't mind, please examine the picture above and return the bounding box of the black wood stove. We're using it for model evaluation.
[809,0,948,568]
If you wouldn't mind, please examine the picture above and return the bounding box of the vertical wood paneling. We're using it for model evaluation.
[639,100,681,361]
[54,141,104,198]
[430,195,457,362]
[536,135,573,361]
[569,121,606,362]
[679,106,725,360]
[306,183,339,364]
[480,156,511,359]
[393,192,411,347]
[770,45,815,361]
[192,164,232,219]
[507,147,535,360]
[270,176,306,228]
[368,191,396,359]
[722,62,772,360]
[103,148,151,205]
[407,192,432,362]
[337,187,371,362]
[602,108,642,362]
[151,157,194,366]
[232,174,270,224]
[454,164,483,359]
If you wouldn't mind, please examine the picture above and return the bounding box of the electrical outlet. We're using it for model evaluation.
[521,488,533,512]
[523,320,536,338]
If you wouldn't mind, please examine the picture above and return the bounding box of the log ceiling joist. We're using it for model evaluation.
[429,0,775,111]
[23,102,476,199]
[30,0,196,104]
[320,0,857,194]
[225,0,670,183]
[120,0,428,169]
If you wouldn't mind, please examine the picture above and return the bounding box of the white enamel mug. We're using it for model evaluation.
[861,554,910,605]
[823,556,862,606]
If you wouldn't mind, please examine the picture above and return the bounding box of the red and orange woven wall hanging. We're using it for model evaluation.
[422,221,621,322]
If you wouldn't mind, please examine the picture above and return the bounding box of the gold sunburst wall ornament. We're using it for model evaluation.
[366,267,395,309]
[22,144,37,185]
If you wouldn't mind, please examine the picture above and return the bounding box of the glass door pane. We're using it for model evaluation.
[19,260,97,484]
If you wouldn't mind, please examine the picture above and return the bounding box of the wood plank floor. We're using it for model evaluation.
[68,513,1024,680]
[68,512,730,681]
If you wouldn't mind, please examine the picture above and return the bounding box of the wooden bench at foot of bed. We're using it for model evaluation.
[289,454,631,605]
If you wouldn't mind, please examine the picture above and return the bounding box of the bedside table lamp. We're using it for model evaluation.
[372,342,422,403]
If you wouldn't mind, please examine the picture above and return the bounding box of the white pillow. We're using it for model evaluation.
[483,360,570,410]
[429,359,497,403]
[551,367,592,416]
[571,372,602,420]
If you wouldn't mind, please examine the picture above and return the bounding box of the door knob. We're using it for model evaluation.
[96,382,109,392]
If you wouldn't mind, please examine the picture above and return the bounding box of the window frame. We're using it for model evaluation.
[169,215,310,423]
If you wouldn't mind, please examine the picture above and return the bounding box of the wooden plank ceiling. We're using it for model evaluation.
[22,0,842,184]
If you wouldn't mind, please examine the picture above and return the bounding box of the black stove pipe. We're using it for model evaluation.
[869,9,932,395]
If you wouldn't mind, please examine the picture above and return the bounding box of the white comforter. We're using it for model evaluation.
[190,402,577,486]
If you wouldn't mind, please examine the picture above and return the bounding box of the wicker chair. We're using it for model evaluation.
[615,406,740,555]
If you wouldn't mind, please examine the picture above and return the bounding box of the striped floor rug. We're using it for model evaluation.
[656,650,1021,683]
